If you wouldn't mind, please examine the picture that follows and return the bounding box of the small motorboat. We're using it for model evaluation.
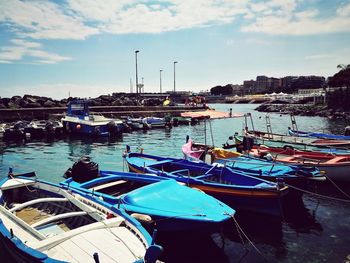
[182,138,325,186]
[126,117,144,130]
[0,169,162,263]
[61,158,235,232]
[3,121,28,141]
[142,117,166,129]
[61,100,124,137]
[24,120,64,138]
[124,150,289,217]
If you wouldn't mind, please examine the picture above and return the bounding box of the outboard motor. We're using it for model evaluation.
[64,156,99,183]
[345,126,350,136]
[107,121,118,136]
[45,121,55,136]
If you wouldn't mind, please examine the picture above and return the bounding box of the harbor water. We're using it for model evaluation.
[1,104,349,263]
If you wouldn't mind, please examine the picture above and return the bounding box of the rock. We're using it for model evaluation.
[24,102,42,108]
[43,100,56,107]
[7,101,19,109]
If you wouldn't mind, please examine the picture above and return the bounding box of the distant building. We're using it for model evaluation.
[256,75,269,93]
[291,76,325,90]
[243,80,256,94]
[281,76,298,93]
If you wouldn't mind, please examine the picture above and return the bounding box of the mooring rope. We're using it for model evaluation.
[286,183,350,203]
[322,173,350,200]
[230,214,275,263]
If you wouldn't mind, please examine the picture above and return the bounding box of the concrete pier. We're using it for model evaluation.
[0,105,207,122]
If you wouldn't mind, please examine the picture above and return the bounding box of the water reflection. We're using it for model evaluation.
[282,195,323,235]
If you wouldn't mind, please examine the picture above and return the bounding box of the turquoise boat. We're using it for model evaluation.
[61,170,235,232]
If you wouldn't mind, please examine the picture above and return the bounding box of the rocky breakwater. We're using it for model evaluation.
[0,94,165,110]
[255,102,350,120]
[0,94,198,122]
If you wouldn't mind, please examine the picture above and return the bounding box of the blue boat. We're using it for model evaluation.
[61,100,124,136]
[289,129,350,141]
[124,151,289,217]
[61,170,235,232]
[0,170,162,263]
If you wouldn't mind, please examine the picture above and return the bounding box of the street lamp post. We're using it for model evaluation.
[135,50,139,95]
[173,61,178,93]
[159,70,163,93]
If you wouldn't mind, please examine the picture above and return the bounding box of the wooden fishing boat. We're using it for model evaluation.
[182,138,326,185]
[249,145,350,182]
[124,151,289,217]
[61,100,123,137]
[244,130,350,148]
[0,170,162,263]
[233,134,350,153]
[61,170,235,232]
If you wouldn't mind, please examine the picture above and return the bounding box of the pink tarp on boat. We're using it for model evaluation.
[181,109,243,119]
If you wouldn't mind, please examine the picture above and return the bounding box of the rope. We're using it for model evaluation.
[286,184,350,203]
[230,214,274,263]
[8,172,37,193]
[322,173,350,200]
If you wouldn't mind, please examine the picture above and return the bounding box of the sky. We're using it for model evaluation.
[0,0,350,99]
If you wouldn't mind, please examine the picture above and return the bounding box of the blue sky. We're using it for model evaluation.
[0,0,349,99]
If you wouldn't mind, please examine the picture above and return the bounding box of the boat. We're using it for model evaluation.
[171,116,191,126]
[182,138,325,185]
[0,169,162,263]
[124,150,289,217]
[126,117,145,130]
[288,129,350,141]
[24,120,64,138]
[3,121,28,141]
[61,100,124,137]
[248,145,350,182]
[233,134,350,153]
[142,117,167,129]
[244,130,350,149]
[61,162,235,232]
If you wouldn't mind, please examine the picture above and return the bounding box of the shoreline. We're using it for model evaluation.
[255,103,350,120]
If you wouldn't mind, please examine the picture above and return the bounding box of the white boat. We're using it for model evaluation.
[0,171,162,263]
[61,100,124,136]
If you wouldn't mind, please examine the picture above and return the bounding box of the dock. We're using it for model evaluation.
[0,105,207,122]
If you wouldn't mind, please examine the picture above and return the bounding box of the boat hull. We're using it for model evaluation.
[126,159,287,217]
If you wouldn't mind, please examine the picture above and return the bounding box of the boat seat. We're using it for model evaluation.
[89,180,127,191]
[30,217,124,250]
[32,211,88,228]
[9,197,68,213]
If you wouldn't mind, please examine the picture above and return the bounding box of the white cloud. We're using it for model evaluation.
[242,1,350,35]
[0,39,71,64]
[0,0,99,40]
[0,0,249,39]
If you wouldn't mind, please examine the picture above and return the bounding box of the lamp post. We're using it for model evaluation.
[173,61,178,93]
[159,70,163,93]
[135,50,139,94]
